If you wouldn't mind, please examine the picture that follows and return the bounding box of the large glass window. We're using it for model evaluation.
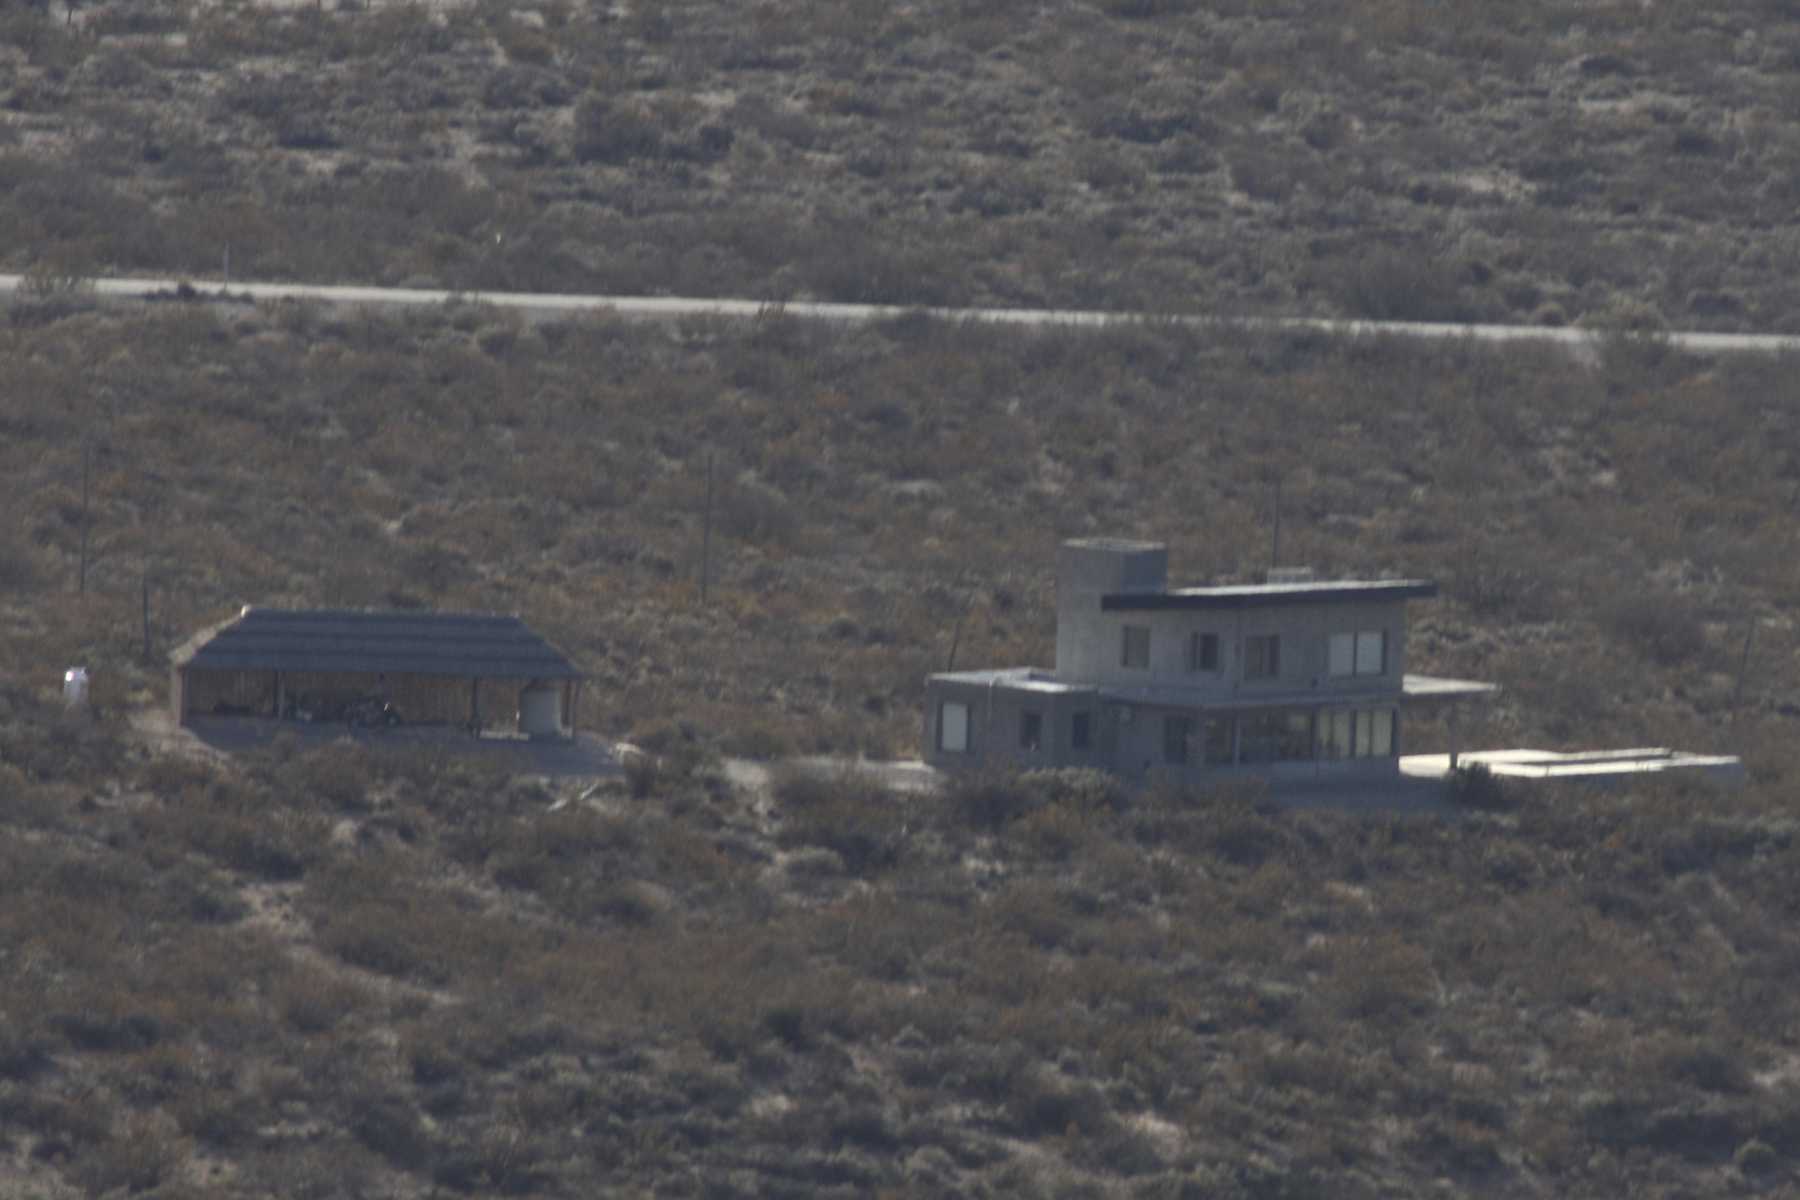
[1241,711,1312,762]
[940,701,970,753]
[1322,709,1353,759]
[1244,635,1280,680]
[1322,708,1397,759]
[1070,711,1091,751]
[1122,625,1150,669]
[1369,708,1394,756]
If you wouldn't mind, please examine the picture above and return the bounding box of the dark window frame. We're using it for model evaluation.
[1244,634,1281,680]
[1070,711,1092,751]
[1188,631,1220,672]
[1122,625,1151,669]
[1020,710,1043,752]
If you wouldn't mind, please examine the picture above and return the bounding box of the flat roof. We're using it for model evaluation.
[171,607,583,680]
[1102,579,1437,611]
[1402,674,1500,701]
[1401,748,1743,784]
[928,667,1095,695]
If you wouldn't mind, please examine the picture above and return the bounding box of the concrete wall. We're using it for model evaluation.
[1055,540,1168,680]
[1059,597,1408,699]
[923,679,1104,773]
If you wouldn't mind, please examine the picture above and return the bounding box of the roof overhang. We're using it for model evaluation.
[1101,580,1438,611]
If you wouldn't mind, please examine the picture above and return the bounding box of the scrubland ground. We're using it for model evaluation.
[7,0,1800,327]
[8,0,1800,1193]
[1,297,1799,1196]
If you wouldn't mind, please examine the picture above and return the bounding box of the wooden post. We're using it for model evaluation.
[469,678,480,736]
[1448,705,1460,771]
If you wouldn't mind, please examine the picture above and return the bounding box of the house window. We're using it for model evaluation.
[1202,716,1234,765]
[939,701,970,753]
[1020,710,1043,752]
[1369,707,1394,756]
[1122,625,1150,669]
[1357,631,1387,676]
[1188,632,1220,672]
[1240,710,1313,763]
[1244,634,1280,680]
[1323,708,1396,759]
[1070,711,1091,751]
[1330,630,1388,678]
[1163,714,1193,765]
[1323,709,1353,759]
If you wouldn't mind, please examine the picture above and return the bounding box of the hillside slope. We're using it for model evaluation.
[1,301,1798,1195]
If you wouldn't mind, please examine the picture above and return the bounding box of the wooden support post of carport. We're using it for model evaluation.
[469,677,480,737]
[1448,705,1460,771]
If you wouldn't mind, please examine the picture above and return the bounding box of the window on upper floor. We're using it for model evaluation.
[1188,631,1220,672]
[1329,630,1388,678]
[1122,625,1150,669]
[1244,634,1280,680]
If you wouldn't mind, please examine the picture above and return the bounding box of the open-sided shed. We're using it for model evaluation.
[170,607,585,737]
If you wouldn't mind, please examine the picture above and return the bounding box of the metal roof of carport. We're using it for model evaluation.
[170,607,583,679]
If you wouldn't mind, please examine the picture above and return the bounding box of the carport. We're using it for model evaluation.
[169,607,585,738]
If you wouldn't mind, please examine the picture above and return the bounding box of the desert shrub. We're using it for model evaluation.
[1446,763,1511,812]
[572,94,663,163]
[349,1089,433,1171]
[1602,591,1704,666]
[1005,1069,1109,1139]
[1329,934,1436,1022]
[70,1114,182,1196]
[1335,248,1471,322]
[773,766,905,876]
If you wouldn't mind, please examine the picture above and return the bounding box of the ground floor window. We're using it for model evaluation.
[940,701,970,753]
[1020,710,1043,752]
[1202,717,1233,765]
[1164,714,1193,764]
[1322,707,1396,759]
[1071,711,1091,751]
[1240,710,1313,763]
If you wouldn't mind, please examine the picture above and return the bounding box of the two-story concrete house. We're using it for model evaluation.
[923,538,1496,783]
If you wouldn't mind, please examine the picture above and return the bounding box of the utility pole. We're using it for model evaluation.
[77,440,91,595]
[699,451,714,605]
[1732,619,1757,713]
[140,560,152,665]
[1269,478,1282,571]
